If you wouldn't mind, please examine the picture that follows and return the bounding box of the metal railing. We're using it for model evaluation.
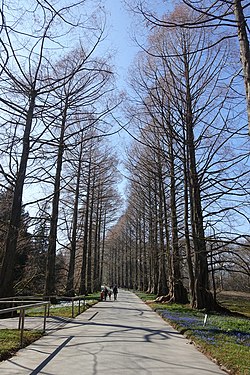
[59,295,86,318]
[0,301,50,347]
[0,294,86,318]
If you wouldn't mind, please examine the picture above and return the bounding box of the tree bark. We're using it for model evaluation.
[182,128,195,305]
[168,126,188,303]
[66,133,84,296]
[86,173,95,294]
[0,92,36,298]
[234,0,250,134]
[44,109,67,296]
[79,160,91,295]
[184,49,214,309]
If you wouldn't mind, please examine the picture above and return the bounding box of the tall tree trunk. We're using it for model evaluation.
[86,176,95,294]
[129,227,133,289]
[79,162,91,295]
[168,128,188,303]
[121,228,125,287]
[162,177,171,297]
[125,229,129,288]
[100,210,106,286]
[234,0,250,134]
[0,92,36,298]
[182,126,195,306]
[93,194,101,292]
[142,215,148,291]
[135,220,139,289]
[66,132,84,296]
[44,111,66,296]
[152,185,159,294]
[184,50,214,309]
[137,212,143,290]
[157,167,168,296]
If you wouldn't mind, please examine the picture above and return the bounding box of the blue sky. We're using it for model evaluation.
[103,0,139,91]
[100,0,140,176]
[102,0,166,90]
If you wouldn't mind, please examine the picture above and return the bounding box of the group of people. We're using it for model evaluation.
[101,285,118,301]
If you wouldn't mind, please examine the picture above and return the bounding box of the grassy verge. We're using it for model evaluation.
[0,329,43,361]
[217,291,250,318]
[136,292,250,375]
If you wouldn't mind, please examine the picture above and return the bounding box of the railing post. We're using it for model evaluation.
[47,300,50,317]
[11,301,15,317]
[43,304,48,333]
[0,300,52,342]
[20,308,25,348]
[72,298,74,318]
[18,310,22,330]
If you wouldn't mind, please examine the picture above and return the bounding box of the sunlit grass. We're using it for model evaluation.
[0,329,42,361]
[135,291,157,301]
[85,292,100,301]
[217,292,250,318]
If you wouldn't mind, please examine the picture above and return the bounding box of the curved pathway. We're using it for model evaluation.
[0,290,226,374]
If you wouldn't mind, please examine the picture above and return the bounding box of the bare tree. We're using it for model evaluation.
[0,0,112,297]
[123,2,249,308]
[130,0,250,134]
[42,43,114,296]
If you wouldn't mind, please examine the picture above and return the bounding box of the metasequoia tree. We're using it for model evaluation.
[65,137,122,294]
[125,3,249,309]
[122,41,192,301]
[0,188,33,293]
[22,202,50,294]
[141,83,189,303]
[120,138,171,294]
[132,0,250,134]
[64,129,86,296]
[0,0,120,297]
[124,117,188,301]
[183,0,250,135]
[0,1,89,297]
[144,10,231,309]
[91,150,122,291]
[43,44,114,296]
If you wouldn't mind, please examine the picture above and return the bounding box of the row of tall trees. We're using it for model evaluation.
[132,0,250,135]
[104,2,250,309]
[0,1,122,297]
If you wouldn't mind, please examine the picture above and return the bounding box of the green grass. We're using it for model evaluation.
[136,292,250,375]
[136,291,157,301]
[217,292,250,318]
[85,292,100,301]
[0,329,43,361]
[26,304,85,318]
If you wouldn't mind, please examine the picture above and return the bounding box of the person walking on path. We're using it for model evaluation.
[113,284,118,300]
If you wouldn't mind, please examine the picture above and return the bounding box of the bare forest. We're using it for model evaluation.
[0,0,249,311]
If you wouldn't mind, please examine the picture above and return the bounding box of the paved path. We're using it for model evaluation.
[0,290,226,374]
